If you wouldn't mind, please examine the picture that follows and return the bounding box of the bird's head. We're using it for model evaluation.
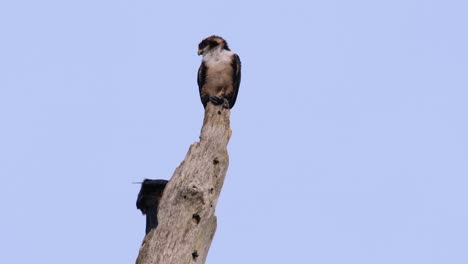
[198,35,230,56]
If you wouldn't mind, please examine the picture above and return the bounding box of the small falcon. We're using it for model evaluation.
[197,35,241,109]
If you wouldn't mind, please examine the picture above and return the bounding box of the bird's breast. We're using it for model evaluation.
[205,64,233,86]
[202,50,234,89]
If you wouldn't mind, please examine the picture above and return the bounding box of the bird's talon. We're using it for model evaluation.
[223,98,230,109]
[209,96,224,105]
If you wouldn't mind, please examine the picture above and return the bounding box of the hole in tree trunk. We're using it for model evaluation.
[192,213,201,224]
[192,250,199,261]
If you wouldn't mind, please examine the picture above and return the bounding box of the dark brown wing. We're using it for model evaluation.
[197,61,208,108]
[228,54,241,109]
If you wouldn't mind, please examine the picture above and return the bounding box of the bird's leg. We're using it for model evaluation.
[208,95,224,106]
[209,96,230,108]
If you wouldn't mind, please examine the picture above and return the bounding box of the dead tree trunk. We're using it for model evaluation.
[136,103,232,264]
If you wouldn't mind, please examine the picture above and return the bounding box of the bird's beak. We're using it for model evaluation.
[197,49,203,56]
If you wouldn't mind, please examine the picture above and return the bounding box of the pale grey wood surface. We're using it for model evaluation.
[136,103,232,264]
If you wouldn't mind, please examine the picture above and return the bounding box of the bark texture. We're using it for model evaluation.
[136,103,232,264]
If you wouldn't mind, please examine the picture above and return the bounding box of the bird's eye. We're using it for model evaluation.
[209,41,219,47]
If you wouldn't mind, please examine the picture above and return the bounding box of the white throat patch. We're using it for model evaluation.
[203,48,233,66]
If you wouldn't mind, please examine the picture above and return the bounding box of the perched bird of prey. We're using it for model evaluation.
[136,179,168,235]
[197,35,241,109]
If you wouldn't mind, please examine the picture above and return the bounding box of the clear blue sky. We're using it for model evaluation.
[1,0,467,263]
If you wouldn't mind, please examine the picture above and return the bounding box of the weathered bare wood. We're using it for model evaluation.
[136,103,232,264]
